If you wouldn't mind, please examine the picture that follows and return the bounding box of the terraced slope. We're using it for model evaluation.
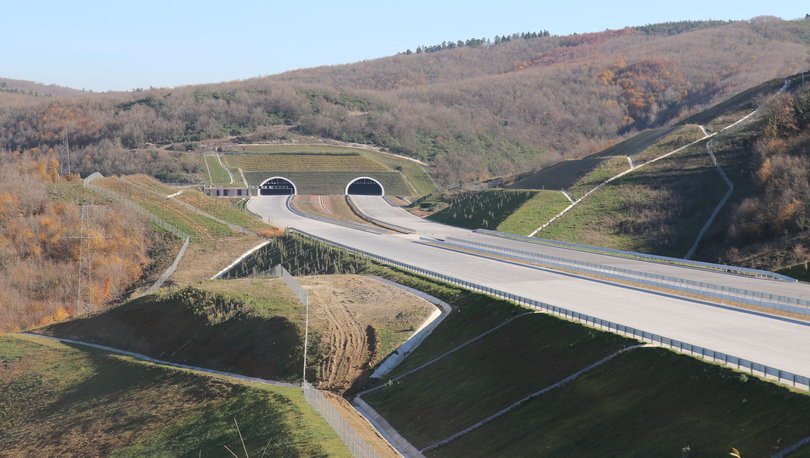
[242,170,413,195]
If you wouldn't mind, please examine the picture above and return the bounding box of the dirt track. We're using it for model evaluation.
[300,275,433,393]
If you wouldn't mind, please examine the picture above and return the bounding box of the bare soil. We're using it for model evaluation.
[172,236,265,283]
[300,275,434,394]
[294,195,371,225]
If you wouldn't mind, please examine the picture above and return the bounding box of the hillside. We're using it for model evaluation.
[2,18,810,186]
[0,334,348,456]
[428,72,810,274]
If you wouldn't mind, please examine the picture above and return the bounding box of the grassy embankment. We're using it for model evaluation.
[228,144,433,196]
[235,144,435,196]
[358,272,810,457]
[203,154,234,186]
[0,334,348,457]
[42,280,305,382]
[426,190,536,229]
[427,347,810,457]
[495,190,571,235]
[538,135,723,256]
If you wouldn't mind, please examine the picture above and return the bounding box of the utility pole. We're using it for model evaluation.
[60,131,71,176]
[60,204,107,312]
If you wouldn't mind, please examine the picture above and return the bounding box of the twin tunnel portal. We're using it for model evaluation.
[259,176,385,196]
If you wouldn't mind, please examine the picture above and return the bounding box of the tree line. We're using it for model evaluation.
[401,30,551,55]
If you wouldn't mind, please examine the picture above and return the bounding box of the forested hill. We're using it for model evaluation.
[2,17,810,184]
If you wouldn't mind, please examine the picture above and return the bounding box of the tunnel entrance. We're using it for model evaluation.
[259,177,297,195]
[345,177,384,196]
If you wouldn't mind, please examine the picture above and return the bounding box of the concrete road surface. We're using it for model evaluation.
[349,195,810,301]
[249,195,810,379]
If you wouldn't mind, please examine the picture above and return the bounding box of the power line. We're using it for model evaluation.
[59,204,108,312]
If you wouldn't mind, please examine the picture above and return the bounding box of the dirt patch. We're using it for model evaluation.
[322,391,400,458]
[172,236,265,283]
[301,275,434,394]
[294,195,372,225]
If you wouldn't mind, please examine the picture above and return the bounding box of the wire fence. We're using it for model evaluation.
[303,382,380,458]
[84,173,190,294]
[475,229,796,282]
[289,228,810,392]
[270,264,308,307]
[270,264,380,458]
[84,174,189,240]
[433,237,810,317]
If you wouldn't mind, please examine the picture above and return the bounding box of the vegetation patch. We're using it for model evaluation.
[628,124,706,162]
[220,231,372,278]
[507,157,603,191]
[0,335,347,456]
[176,188,275,235]
[225,151,388,172]
[96,176,234,241]
[426,190,536,230]
[429,348,810,457]
[41,284,305,382]
[496,190,571,235]
[539,143,724,257]
[367,266,525,377]
[203,154,233,185]
[364,314,633,448]
[567,156,631,199]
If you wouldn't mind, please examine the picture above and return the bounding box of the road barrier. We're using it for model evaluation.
[476,229,797,282]
[288,228,810,391]
[347,195,416,234]
[432,237,810,318]
[286,196,385,235]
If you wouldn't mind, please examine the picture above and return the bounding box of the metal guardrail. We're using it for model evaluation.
[288,228,810,391]
[286,196,385,235]
[435,237,810,318]
[476,229,797,283]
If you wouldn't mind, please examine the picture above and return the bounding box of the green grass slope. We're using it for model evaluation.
[0,334,348,457]
[204,154,233,185]
[41,281,305,382]
[538,141,725,257]
[495,190,571,235]
[430,348,810,457]
[364,314,633,448]
[426,190,536,229]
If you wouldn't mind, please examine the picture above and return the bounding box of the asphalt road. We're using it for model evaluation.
[249,195,810,379]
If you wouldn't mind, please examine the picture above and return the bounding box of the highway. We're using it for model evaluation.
[248,195,810,380]
[349,196,810,300]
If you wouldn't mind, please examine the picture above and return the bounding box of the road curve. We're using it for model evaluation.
[248,196,810,380]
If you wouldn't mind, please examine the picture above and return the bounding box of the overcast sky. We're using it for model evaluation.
[1,0,807,91]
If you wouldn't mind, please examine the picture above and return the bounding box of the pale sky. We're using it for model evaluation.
[1,0,807,91]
